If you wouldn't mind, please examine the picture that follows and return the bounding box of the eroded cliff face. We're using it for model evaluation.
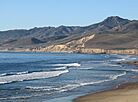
[5,33,137,55]
[32,34,95,52]
[29,34,138,55]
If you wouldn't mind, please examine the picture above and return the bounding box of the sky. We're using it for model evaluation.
[0,0,138,31]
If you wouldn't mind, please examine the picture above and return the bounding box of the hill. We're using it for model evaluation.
[0,16,138,54]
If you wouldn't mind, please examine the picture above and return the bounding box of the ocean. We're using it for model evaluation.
[0,52,138,102]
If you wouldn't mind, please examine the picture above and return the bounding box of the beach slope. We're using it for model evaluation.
[74,83,138,102]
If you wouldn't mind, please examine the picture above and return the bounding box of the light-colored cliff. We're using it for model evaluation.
[3,34,138,55]
[32,34,95,52]
[29,34,138,55]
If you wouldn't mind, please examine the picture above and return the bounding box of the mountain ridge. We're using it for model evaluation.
[0,16,138,54]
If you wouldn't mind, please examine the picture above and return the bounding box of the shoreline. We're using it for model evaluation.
[0,51,138,102]
[73,82,138,102]
[0,50,138,56]
[0,48,138,55]
[73,61,138,102]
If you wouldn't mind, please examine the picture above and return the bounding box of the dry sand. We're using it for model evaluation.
[74,83,138,102]
[74,61,138,102]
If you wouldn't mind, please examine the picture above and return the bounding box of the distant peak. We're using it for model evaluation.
[104,16,127,22]
[107,16,122,19]
[101,16,130,28]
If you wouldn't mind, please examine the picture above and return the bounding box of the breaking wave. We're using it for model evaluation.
[0,71,29,77]
[0,70,69,84]
[124,69,138,72]
[0,73,7,76]
[54,66,67,70]
[26,80,110,93]
[109,72,126,80]
[26,72,126,93]
[16,71,29,75]
[52,63,81,67]
[111,58,125,62]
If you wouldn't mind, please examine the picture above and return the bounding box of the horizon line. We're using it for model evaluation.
[0,15,135,31]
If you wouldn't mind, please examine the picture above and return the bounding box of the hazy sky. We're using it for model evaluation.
[0,0,138,30]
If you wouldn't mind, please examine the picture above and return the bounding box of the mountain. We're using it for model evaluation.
[84,16,131,34]
[0,16,138,53]
[99,16,130,28]
[0,26,85,47]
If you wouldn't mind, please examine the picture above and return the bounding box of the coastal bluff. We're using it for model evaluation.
[30,34,138,55]
[2,34,137,55]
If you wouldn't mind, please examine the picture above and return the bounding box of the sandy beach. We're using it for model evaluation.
[74,83,138,102]
[74,61,138,102]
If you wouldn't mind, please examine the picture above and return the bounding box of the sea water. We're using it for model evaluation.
[0,52,138,102]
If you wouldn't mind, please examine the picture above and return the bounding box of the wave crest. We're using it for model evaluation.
[26,71,126,93]
[52,63,81,67]
[0,70,69,84]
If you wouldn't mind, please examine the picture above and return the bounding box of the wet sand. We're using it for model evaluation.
[74,61,138,102]
[73,83,138,102]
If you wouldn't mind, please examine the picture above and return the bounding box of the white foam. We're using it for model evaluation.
[0,72,14,76]
[0,73,7,76]
[16,71,29,75]
[109,72,126,80]
[73,72,126,90]
[59,72,126,91]
[0,96,32,100]
[52,63,81,67]
[125,69,138,72]
[79,80,109,86]
[111,58,125,62]
[54,66,67,70]
[26,71,127,93]
[0,71,29,77]
[130,58,137,60]
[0,70,69,84]
[26,71,126,93]
[26,86,52,90]
[27,79,111,93]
